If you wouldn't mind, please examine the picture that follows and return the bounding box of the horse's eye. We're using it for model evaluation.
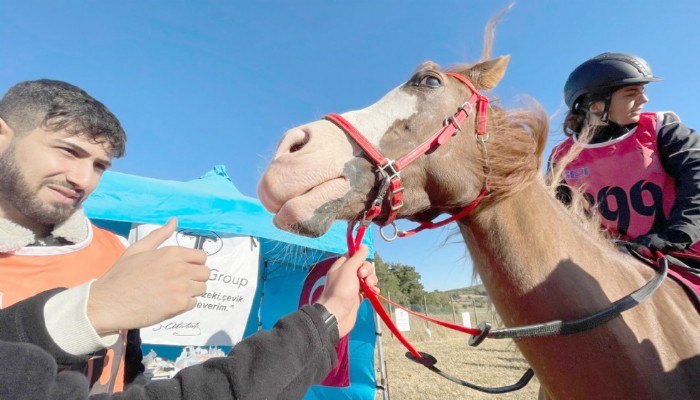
[419,75,442,88]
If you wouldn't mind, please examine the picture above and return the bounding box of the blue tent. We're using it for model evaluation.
[83,165,376,400]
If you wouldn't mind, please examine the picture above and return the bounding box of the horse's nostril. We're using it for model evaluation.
[289,142,304,153]
[289,131,310,153]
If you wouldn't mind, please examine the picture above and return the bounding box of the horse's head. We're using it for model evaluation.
[258,56,546,237]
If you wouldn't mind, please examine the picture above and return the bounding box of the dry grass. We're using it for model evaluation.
[373,312,540,399]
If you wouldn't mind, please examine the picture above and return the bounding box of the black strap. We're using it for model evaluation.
[658,254,700,312]
[408,246,668,394]
[405,351,535,394]
[482,246,667,340]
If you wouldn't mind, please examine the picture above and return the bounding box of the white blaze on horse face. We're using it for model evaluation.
[340,85,418,147]
[257,84,419,235]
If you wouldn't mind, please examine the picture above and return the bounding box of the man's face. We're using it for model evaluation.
[0,126,113,229]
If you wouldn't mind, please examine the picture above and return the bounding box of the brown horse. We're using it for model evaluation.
[257,25,700,400]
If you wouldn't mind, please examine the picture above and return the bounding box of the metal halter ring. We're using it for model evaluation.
[379,222,400,242]
[378,160,400,180]
[442,115,461,132]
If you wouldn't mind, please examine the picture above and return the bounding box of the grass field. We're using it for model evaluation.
[373,312,540,399]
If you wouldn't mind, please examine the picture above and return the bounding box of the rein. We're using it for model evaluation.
[324,73,669,393]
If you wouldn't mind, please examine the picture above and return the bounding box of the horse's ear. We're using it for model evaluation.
[467,55,510,90]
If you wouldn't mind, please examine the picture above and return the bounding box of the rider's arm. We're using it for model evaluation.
[656,111,700,245]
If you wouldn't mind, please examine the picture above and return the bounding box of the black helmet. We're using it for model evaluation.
[564,52,661,110]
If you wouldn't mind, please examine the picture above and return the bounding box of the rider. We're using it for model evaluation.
[548,52,700,264]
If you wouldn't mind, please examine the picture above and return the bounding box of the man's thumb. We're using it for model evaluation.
[127,218,178,253]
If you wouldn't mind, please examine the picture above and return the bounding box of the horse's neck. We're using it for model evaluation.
[457,180,700,400]
[457,180,647,327]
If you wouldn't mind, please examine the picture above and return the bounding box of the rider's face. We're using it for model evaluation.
[607,85,649,125]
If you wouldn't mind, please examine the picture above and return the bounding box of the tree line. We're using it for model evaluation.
[373,252,487,309]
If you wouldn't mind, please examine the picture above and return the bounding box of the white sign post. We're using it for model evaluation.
[462,311,472,328]
[395,309,411,332]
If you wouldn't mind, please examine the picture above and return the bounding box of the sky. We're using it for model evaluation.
[2,0,699,291]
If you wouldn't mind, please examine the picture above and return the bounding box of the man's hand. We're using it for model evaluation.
[316,245,378,338]
[87,218,210,335]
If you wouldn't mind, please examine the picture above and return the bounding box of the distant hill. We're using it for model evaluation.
[444,284,490,309]
[443,284,487,297]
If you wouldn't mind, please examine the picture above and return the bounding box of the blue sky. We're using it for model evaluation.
[2,1,699,291]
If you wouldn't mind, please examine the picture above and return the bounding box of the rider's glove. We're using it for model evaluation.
[633,231,690,252]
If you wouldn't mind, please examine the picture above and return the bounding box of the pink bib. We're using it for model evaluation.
[552,112,677,241]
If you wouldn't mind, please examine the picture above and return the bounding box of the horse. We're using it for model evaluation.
[256,21,700,400]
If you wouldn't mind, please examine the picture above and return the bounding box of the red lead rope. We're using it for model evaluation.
[347,188,489,359]
[349,222,423,358]
[349,199,486,360]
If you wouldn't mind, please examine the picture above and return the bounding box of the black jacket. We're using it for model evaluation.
[0,289,338,400]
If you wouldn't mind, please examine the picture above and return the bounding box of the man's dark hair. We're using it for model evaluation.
[0,79,126,157]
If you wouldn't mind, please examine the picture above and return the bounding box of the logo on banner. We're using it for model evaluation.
[176,230,224,255]
[299,257,350,388]
[134,224,259,348]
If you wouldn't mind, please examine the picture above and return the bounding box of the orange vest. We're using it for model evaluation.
[0,224,127,393]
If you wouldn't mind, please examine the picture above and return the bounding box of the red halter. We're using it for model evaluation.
[324,72,491,360]
[325,72,489,230]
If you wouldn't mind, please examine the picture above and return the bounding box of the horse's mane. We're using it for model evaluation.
[441,78,549,203]
[483,101,549,202]
[546,124,614,241]
[444,98,614,283]
[443,3,613,282]
[446,2,549,203]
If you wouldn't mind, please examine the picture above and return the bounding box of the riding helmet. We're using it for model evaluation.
[564,52,661,110]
